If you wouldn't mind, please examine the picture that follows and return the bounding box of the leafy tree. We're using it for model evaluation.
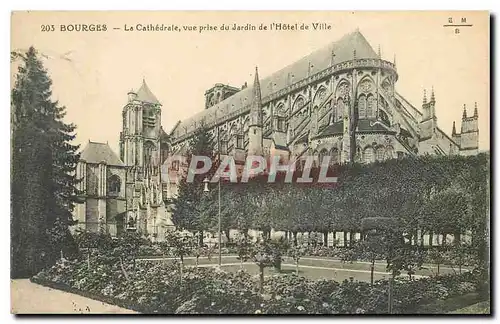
[11,47,81,278]
[110,231,147,280]
[169,126,217,245]
[290,244,306,275]
[235,233,253,269]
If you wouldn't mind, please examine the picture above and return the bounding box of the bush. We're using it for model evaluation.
[32,254,481,314]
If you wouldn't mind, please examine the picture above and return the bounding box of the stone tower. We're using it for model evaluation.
[119,79,166,237]
[248,67,263,156]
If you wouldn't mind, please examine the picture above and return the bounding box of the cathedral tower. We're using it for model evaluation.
[120,79,162,171]
[248,67,263,156]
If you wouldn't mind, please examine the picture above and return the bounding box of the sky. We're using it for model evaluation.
[11,11,490,154]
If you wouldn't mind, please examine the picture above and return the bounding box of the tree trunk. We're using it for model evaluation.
[240,258,243,270]
[442,233,447,247]
[323,231,328,246]
[199,231,204,246]
[224,228,231,244]
[454,231,462,245]
[296,260,299,275]
[437,262,440,275]
[293,231,298,246]
[87,251,90,271]
[420,231,425,247]
[119,257,130,281]
[333,231,337,246]
[343,232,348,247]
[370,261,375,286]
[195,255,199,268]
[350,231,355,246]
[259,265,265,293]
[429,232,434,247]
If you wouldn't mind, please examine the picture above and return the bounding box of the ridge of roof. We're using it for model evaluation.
[172,30,378,139]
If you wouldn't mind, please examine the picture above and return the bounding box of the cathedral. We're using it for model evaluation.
[72,30,479,238]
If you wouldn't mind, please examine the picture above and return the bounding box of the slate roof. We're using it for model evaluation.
[81,141,124,166]
[172,30,378,139]
[135,79,161,105]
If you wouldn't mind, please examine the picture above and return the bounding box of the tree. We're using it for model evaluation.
[110,231,147,281]
[251,240,275,293]
[235,233,253,269]
[169,126,217,245]
[290,244,306,275]
[11,47,81,278]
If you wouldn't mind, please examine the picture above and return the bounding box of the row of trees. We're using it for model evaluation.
[11,47,81,277]
[169,127,489,282]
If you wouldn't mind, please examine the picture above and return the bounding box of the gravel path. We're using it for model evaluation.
[11,279,137,314]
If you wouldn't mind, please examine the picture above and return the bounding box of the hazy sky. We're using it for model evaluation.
[11,11,489,154]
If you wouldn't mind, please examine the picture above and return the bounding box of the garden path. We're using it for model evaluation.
[11,279,137,314]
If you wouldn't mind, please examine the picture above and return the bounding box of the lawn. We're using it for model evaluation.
[138,255,465,282]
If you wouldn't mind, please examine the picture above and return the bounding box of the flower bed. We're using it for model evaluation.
[32,257,482,314]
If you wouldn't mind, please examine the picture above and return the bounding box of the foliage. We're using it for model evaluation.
[33,256,481,314]
[11,47,81,277]
[163,231,194,263]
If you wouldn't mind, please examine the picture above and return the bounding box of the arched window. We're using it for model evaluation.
[330,148,339,165]
[108,175,121,196]
[358,95,367,119]
[337,98,344,121]
[144,141,156,165]
[363,147,375,164]
[384,146,394,160]
[375,146,385,161]
[318,149,329,166]
[366,95,375,118]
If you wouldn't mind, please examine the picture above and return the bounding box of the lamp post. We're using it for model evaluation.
[203,176,222,266]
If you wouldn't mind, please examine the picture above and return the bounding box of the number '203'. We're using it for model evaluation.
[41,25,55,32]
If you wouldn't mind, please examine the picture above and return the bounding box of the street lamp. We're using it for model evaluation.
[203,176,222,266]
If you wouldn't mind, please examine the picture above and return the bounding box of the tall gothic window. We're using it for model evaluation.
[108,175,121,196]
[366,95,375,118]
[277,117,286,132]
[336,98,344,121]
[358,95,366,119]
[318,149,329,166]
[236,135,244,149]
[375,146,385,161]
[384,146,394,160]
[144,141,155,165]
[363,147,375,164]
[330,148,339,165]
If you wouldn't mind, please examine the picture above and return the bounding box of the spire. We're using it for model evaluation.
[430,86,435,103]
[331,48,336,65]
[462,104,467,119]
[452,121,456,136]
[250,66,262,126]
[377,45,381,58]
[135,79,161,105]
[422,89,427,104]
[474,102,478,117]
[393,54,396,65]
[253,66,261,103]
[353,49,357,60]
